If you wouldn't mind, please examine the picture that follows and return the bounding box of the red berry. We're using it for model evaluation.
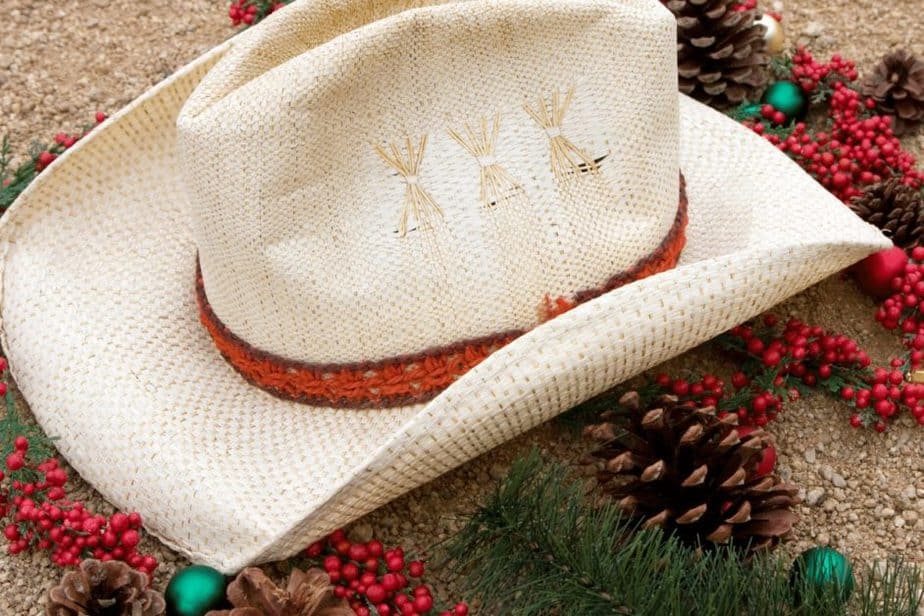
[387,555,405,572]
[366,584,387,604]
[408,561,424,577]
[342,562,360,581]
[367,539,384,557]
[305,540,324,557]
[110,512,129,534]
[453,604,469,616]
[414,595,434,613]
[13,437,28,452]
[5,454,24,471]
[121,530,140,549]
[349,543,369,562]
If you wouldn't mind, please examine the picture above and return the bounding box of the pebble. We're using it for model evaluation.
[831,473,846,488]
[806,488,826,506]
[803,448,817,464]
[804,20,825,36]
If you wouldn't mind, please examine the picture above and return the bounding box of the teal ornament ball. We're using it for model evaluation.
[165,565,229,616]
[761,81,808,121]
[789,547,855,606]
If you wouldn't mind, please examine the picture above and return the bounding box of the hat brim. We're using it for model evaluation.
[0,42,889,572]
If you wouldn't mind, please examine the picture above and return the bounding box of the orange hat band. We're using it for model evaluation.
[197,175,688,409]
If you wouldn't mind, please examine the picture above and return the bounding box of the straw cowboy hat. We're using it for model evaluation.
[0,0,888,571]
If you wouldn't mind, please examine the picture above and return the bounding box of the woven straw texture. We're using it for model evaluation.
[0,0,889,572]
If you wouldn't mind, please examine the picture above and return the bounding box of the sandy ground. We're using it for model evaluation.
[2,0,924,613]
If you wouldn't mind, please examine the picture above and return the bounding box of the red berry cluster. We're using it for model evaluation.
[651,312,906,430]
[790,47,857,94]
[228,0,287,27]
[750,82,922,202]
[876,246,924,341]
[306,528,468,616]
[654,372,726,409]
[0,359,156,574]
[32,112,107,173]
[649,268,924,432]
[2,445,158,574]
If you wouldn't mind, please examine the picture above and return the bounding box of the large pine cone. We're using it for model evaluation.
[663,0,770,108]
[583,391,799,552]
[861,49,924,135]
[207,567,352,616]
[850,178,924,249]
[45,559,165,616]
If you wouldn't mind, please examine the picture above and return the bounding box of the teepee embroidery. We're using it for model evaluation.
[447,114,527,210]
[524,86,601,181]
[374,135,443,237]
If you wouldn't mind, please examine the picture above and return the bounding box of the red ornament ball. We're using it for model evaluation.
[852,247,909,299]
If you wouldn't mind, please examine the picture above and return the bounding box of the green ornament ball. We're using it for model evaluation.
[762,80,808,121]
[789,546,855,606]
[165,565,229,616]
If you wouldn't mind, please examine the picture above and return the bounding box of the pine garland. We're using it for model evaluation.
[442,451,923,615]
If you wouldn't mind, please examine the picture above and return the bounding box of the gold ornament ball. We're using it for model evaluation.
[758,14,786,55]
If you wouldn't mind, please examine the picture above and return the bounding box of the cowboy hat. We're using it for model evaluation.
[0,0,888,571]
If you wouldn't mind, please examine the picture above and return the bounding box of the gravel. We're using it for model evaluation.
[2,0,924,613]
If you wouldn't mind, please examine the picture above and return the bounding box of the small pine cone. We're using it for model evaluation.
[850,178,924,249]
[663,0,770,108]
[207,567,352,616]
[583,392,799,552]
[861,49,924,135]
[45,559,165,616]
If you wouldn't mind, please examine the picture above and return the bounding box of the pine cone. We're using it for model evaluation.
[850,178,924,249]
[861,49,924,135]
[207,567,352,616]
[583,391,799,552]
[45,559,165,616]
[663,0,770,108]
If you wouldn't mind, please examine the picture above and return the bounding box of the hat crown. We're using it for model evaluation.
[177,0,681,401]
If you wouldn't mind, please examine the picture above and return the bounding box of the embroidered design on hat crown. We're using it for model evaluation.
[524,86,601,181]
[374,135,443,237]
[447,114,528,210]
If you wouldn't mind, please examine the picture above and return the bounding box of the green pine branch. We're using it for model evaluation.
[0,136,39,211]
[0,390,56,481]
[441,451,922,615]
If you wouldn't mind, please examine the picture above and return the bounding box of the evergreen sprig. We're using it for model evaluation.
[0,390,56,479]
[0,136,39,211]
[442,451,922,616]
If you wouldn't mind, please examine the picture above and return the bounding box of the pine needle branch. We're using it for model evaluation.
[441,451,923,616]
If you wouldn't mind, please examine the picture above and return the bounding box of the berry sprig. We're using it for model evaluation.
[0,358,157,575]
[747,82,922,202]
[304,528,468,616]
[645,281,924,434]
[652,315,874,427]
[790,46,858,101]
[228,0,289,27]
[0,112,107,210]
